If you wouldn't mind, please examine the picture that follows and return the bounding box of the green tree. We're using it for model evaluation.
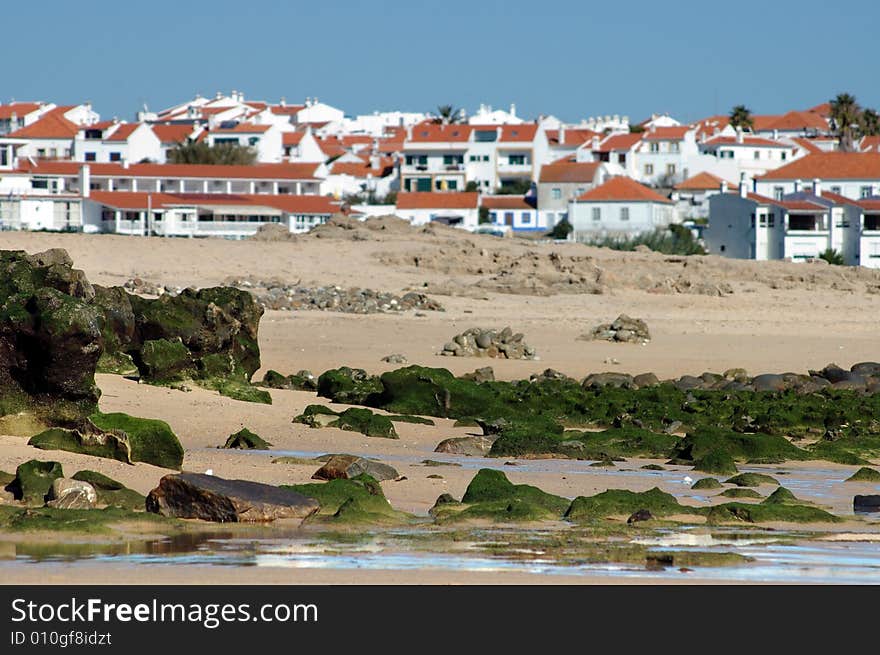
[434,105,463,125]
[496,179,533,195]
[860,108,880,137]
[547,218,573,240]
[168,139,258,165]
[818,248,844,265]
[465,180,479,192]
[729,104,754,131]
[829,93,861,152]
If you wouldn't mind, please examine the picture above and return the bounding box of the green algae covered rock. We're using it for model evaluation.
[846,467,880,482]
[565,487,696,521]
[138,338,195,382]
[433,469,570,523]
[691,450,739,475]
[28,427,132,464]
[719,488,764,499]
[725,473,780,487]
[761,487,801,505]
[317,367,383,405]
[89,412,183,470]
[282,474,401,523]
[260,369,317,391]
[706,502,839,524]
[12,460,64,505]
[669,427,808,465]
[691,477,723,490]
[294,405,398,439]
[223,428,272,450]
[71,470,145,510]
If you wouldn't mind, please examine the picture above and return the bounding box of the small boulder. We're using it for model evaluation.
[312,455,400,482]
[12,460,64,505]
[434,436,497,456]
[854,495,880,514]
[381,353,408,364]
[461,366,495,383]
[47,478,98,509]
[146,473,320,523]
[222,428,272,450]
[627,509,654,524]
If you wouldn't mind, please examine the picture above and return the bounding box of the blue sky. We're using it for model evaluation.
[5,1,878,123]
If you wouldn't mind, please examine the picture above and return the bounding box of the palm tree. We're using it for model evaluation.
[829,93,861,152]
[168,139,258,165]
[729,104,754,131]
[860,108,880,137]
[434,105,462,125]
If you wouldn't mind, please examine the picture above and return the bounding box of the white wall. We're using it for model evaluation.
[568,200,673,238]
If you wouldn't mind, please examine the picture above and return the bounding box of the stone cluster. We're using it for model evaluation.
[582,314,651,344]
[440,327,537,360]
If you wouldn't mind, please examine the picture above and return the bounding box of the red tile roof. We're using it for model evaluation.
[104,123,141,142]
[860,136,880,153]
[7,107,78,139]
[752,111,828,132]
[674,171,733,191]
[0,102,43,120]
[14,160,320,180]
[151,124,195,144]
[396,192,479,209]
[545,128,601,147]
[89,191,340,214]
[210,123,272,134]
[575,176,672,204]
[270,104,305,116]
[282,132,304,146]
[480,195,533,210]
[758,153,880,181]
[408,124,473,143]
[692,115,730,139]
[539,161,602,184]
[643,126,690,141]
[596,132,642,152]
[498,124,538,142]
[791,137,824,154]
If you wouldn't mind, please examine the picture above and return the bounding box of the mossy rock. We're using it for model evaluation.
[0,505,167,533]
[846,467,880,482]
[761,487,801,505]
[222,428,272,450]
[71,470,145,510]
[691,477,723,490]
[433,469,568,524]
[260,369,317,391]
[28,427,132,464]
[282,474,402,523]
[706,502,839,524]
[641,464,666,471]
[88,412,184,470]
[332,408,398,439]
[453,418,481,427]
[202,378,272,404]
[724,473,780,487]
[386,414,435,426]
[669,427,808,465]
[137,338,195,382]
[807,441,870,465]
[565,487,698,521]
[12,460,64,505]
[719,488,764,499]
[691,450,738,475]
[317,367,383,405]
[96,351,138,375]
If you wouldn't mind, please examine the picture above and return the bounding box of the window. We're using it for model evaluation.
[649,142,659,153]
[620,207,630,221]
[768,213,775,228]
[773,187,784,201]
[781,152,787,161]
[754,151,760,160]
[861,186,873,198]
[37,148,46,158]
[474,130,497,142]
[831,186,841,195]
[551,188,561,200]
[592,207,601,221]
[489,212,497,223]
[443,154,463,166]
[576,187,585,196]
[482,155,489,162]
[644,164,654,175]
[509,154,526,165]
[670,142,680,153]
[618,154,626,164]
[521,212,531,224]
[248,137,259,146]
[84,152,96,162]
[504,212,514,226]
[109,152,122,162]
[666,164,676,175]
[759,214,767,227]
[447,179,458,190]
[750,214,756,228]
[469,155,479,162]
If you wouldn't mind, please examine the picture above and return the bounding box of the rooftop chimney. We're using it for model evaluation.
[813,178,822,197]
[739,178,749,198]
[720,180,729,194]
[559,124,566,144]
[736,126,744,144]
[591,135,600,150]
[509,103,516,117]
[794,179,802,193]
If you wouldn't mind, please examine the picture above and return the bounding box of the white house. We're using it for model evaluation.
[206,122,283,162]
[698,130,804,178]
[755,152,880,201]
[394,191,479,229]
[537,158,608,228]
[705,181,865,264]
[673,171,737,220]
[0,104,100,166]
[74,122,163,165]
[567,176,674,241]
[0,102,54,136]
[482,195,542,232]
[322,156,397,200]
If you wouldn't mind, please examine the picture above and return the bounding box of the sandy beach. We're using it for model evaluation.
[1,223,879,584]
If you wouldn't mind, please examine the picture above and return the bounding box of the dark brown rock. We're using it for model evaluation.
[146,473,320,523]
[312,454,400,482]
